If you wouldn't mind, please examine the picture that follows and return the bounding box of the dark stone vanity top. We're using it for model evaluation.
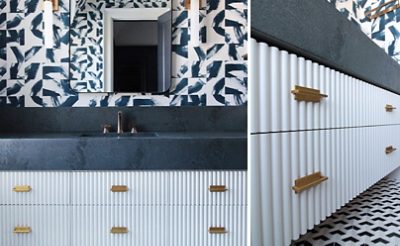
[0,131,246,170]
[0,131,244,139]
[252,0,400,95]
[0,106,247,170]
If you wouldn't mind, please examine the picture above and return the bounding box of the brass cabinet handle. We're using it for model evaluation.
[385,104,396,112]
[208,185,227,192]
[291,85,328,102]
[208,227,227,234]
[14,226,31,234]
[292,172,328,194]
[13,185,31,192]
[386,145,397,154]
[111,227,128,234]
[110,185,128,192]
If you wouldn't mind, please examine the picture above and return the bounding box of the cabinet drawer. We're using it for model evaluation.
[252,125,400,245]
[251,41,400,132]
[71,171,246,205]
[0,172,70,205]
[71,205,246,246]
[0,206,70,246]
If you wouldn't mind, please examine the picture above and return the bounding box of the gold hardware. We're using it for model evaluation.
[386,145,397,154]
[185,0,190,9]
[208,185,227,192]
[385,104,396,112]
[208,227,227,234]
[185,0,204,9]
[42,0,59,11]
[111,227,128,234]
[292,172,328,194]
[365,0,400,19]
[111,185,128,192]
[365,0,396,16]
[13,185,31,192]
[291,85,328,102]
[14,226,31,234]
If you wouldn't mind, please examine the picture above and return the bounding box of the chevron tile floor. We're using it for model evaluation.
[292,178,400,246]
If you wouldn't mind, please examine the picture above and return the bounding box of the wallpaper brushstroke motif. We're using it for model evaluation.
[69,0,170,92]
[0,0,248,107]
[327,0,400,66]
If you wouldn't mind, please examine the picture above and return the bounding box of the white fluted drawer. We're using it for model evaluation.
[0,172,70,205]
[71,171,246,205]
[0,206,70,246]
[251,125,400,245]
[71,205,246,246]
[250,39,400,133]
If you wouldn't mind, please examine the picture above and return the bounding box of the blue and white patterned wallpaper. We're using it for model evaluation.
[0,0,248,107]
[327,0,400,65]
[70,0,171,92]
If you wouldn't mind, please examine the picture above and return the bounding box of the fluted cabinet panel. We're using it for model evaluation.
[250,39,400,133]
[0,170,246,246]
[71,205,246,246]
[0,172,70,205]
[0,206,70,246]
[251,125,400,245]
[71,171,246,205]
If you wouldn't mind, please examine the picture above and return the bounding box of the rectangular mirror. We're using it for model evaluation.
[70,4,171,93]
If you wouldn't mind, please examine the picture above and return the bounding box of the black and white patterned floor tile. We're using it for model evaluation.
[292,178,400,246]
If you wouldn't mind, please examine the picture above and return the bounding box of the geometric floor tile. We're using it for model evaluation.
[291,178,400,246]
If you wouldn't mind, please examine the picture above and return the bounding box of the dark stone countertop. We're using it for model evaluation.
[0,132,247,170]
[252,0,400,94]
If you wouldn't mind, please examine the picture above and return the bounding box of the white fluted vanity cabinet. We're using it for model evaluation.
[0,171,247,246]
[250,39,400,245]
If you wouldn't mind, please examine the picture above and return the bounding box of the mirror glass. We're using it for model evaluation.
[70,5,171,93]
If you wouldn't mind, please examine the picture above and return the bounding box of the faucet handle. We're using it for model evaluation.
[102,124,112,134]
[131,127,138,134]
[129,122,138,134]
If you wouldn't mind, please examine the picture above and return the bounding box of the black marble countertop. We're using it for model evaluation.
[0,131,247,170]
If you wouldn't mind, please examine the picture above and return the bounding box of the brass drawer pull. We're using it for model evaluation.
[13,185,31,192]
[14,226,31,234]
[292,172,328,194]
[386,104,396,112]
[209,227,227,234]
[208,185,227,192]
[111,185,128,192]
[291,85,328,102]
[386,145,397,154]
[111,227,128,234]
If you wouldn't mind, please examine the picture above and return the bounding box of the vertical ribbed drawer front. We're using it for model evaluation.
[0,206,70,246]
[71,172,168,205]
[250,39,400,133]
[251,126,400,245]
[71,171,246,205]
[71,206,246,246]
[0,172,70,205]
[167,171,246,205]
[169,206,247,246]
[71,206,163,246]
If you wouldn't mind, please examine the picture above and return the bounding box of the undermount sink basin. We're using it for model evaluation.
[79,132,159,138]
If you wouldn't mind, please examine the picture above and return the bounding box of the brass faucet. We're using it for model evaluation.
[117,111,123,134]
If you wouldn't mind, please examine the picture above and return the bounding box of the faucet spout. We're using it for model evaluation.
[117,111,123,134]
